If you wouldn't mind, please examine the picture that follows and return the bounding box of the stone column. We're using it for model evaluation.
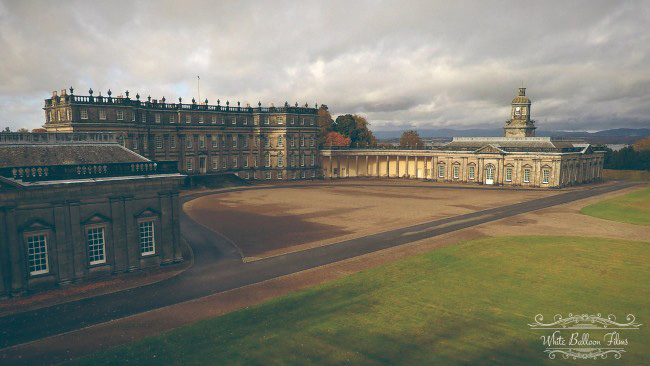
[159,192,175,265]
[329,155,333,179]
[124,196,140,271]
[171,191,182,262]
[346,156,350,178]
[355,155,359,177]
[404,155,410,178]
[396,155,400,177]
[422,156,429,179]
[336,155,341,178]
[5,207,25,294]
[431,155,438,182]
[386,155,389,177]
[375,155,379,177]
[54,202,73,282]
[414,155,418,178]
[365,155,369,177]
[69,201,86,281]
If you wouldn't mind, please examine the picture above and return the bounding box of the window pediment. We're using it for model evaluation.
[20,218,54,232]
[134,208,160,219]
[81,213,112,226]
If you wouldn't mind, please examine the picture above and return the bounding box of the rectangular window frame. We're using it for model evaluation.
[80,108,88,120]
[86,225,107,266]
[26,232,49,276]
[116,110,124,121]
[138,220,156,256]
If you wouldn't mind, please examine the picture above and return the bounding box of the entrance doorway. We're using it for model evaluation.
[485,165,494,185]
[199,156,207,174]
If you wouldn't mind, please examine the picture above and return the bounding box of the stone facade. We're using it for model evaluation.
[320,144,603,188]
[0,133,184,297]
[43,88,321,180]
[321,88,605,188]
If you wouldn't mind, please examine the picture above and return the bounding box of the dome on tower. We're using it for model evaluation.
[511,87,531,104]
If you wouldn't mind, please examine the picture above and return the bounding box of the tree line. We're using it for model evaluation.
[318,107,377,147]
[604,137,650,171]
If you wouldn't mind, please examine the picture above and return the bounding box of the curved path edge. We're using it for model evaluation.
[0,181,639,352]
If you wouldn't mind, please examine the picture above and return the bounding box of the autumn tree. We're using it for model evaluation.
[400,130,424,148]
[325,131,351,147]
[317,105,335,145]
[633,136,650,151]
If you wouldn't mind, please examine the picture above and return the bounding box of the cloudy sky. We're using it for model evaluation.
[1,0,649,132]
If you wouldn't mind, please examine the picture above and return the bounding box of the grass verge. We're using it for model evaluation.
[68,236,650,366]
[581,187,650,226]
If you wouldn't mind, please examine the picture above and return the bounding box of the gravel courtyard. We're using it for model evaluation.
[184,181,560,258]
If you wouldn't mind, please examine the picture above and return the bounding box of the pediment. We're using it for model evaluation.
[20,218,54,232]
[81,213,112,225]
[475,144,506,154]
[134,207,160,218]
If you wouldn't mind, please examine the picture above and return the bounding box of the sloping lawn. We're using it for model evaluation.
[69,236,650,366]
[581,187,650,226]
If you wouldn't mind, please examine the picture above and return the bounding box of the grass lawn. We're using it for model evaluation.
[581,187,650,226]
[69,236,650,366]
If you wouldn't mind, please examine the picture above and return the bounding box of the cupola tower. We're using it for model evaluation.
[503,87,536,138]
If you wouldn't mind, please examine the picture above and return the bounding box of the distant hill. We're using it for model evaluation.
[374,128,650,144]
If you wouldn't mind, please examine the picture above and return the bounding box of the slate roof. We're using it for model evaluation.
[0,143,149,168]
[443,137,583,151]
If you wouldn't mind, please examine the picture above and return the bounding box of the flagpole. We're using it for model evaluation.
[197,75,201,104]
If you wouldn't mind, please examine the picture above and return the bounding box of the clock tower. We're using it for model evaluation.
[504,87,536,138]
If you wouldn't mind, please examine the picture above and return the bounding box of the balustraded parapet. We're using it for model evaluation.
[0,161,179,183]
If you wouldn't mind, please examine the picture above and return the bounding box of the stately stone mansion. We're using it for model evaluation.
[321,88,605,187]
[43,88,321,180]
[41,86,603,188]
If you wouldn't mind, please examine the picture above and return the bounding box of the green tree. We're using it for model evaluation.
[332,114,357,139]
[352,114,377,147]
[400,130,424,148]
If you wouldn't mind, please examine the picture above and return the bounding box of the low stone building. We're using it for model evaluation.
[321,88,605,188]
[0,132,184,297]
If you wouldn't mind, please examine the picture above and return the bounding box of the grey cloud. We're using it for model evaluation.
[0,0,649,133]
